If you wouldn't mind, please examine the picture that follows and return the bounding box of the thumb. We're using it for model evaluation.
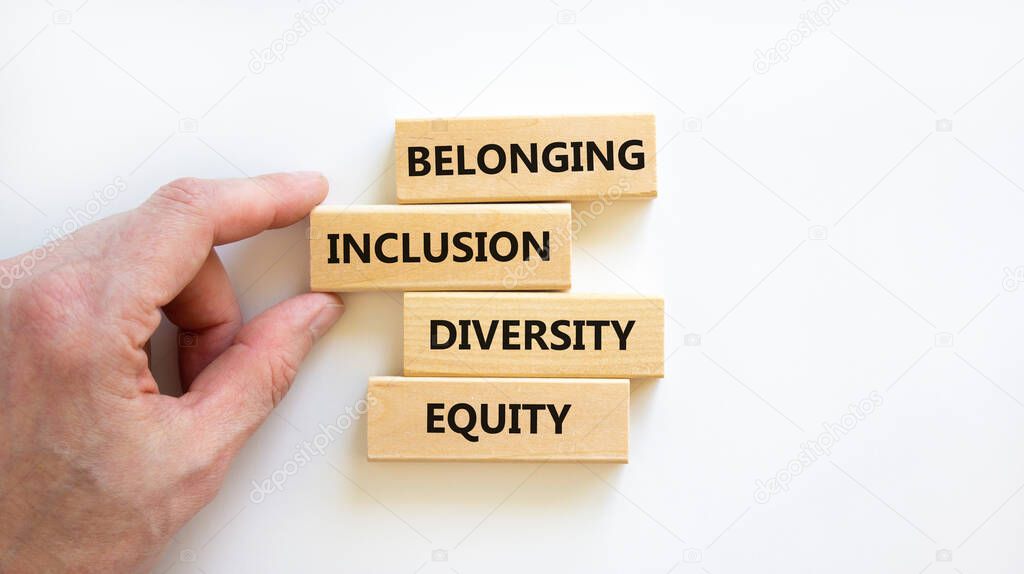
[187,292,344,445]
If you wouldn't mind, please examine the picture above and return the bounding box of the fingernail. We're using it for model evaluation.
[291,170,325,181]
[309,296,345,339]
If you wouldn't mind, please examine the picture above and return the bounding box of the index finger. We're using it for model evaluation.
[119,171,328,307]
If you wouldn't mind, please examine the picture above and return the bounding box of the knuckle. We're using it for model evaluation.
[265,353,300,407]
[197,451,231,487]
[153,178,211,222]
[163,176,208,200]
[179,448,231,510]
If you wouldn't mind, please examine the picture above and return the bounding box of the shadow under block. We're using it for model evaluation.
[403,292,665,378]
[309,204,572,291]
[367,376,629,462]
[395,114,657,203]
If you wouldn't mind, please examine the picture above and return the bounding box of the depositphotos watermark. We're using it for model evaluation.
[248,0,344,74]
[754,390,883,504]
[250,394,376,503]
[753,0,850,74]
[1002,266,1024,291]
[0,177,127,290]
[500,177,631,289]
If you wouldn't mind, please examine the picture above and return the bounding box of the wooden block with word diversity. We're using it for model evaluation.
[367,376,629,462]
[403,292,664,378]
[310,204,571,291]
[395,114,657,204]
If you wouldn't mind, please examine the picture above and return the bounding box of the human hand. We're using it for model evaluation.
[0,173,344,572]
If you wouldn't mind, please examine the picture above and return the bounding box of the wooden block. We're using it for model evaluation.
[367,376,629,462]
[310,204,571,291]
[395,114,657,204]
[403,292,664,378]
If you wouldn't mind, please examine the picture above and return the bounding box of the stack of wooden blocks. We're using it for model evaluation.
[309,114,664,463]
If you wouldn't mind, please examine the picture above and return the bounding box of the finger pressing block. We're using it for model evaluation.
[403,292,665,378]
[395,114,657,203]
[309,204,572,291]
[367,376,629,462]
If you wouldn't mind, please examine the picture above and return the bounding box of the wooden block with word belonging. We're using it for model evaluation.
[403,292,664,378]
[395,114,656,204]
[310,204,571,291]
[367,376,629,462]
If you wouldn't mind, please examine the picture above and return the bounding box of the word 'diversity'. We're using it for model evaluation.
[404,293,664,378]
[367,377,629,462]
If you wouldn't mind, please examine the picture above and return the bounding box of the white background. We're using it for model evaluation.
[3,1,1024,572]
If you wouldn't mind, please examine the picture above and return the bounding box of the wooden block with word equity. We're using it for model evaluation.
[403,292,664,378]
[310,204,571,291]
[367,376,629,462]
[395,114,657,204]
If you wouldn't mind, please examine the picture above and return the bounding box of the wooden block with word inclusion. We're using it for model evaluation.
[309,203,571,291]
[403,292,664,378]
[395,114,657,203]
[367,376,629,462]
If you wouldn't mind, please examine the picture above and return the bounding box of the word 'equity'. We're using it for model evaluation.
[427,402,571,442]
